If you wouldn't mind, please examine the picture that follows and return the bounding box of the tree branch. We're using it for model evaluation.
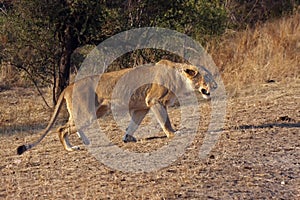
[11,63,52,109]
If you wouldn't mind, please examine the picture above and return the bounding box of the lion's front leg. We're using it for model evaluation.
[150,103,175,138]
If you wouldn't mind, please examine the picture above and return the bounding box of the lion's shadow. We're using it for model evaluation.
[238,122,300,130]
[144,135,167,141]
[140,122,300,140]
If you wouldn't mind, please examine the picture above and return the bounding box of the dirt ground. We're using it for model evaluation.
[0,80,299,199]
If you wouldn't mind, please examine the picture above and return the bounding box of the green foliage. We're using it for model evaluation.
[1,1,58,85]
[226,0,299,29]
[109,0,228,66]
[119,0,228,43]
[1,0,122,90]
[43,1,111,45]
[156,0,227,41]
[1,0,230,83]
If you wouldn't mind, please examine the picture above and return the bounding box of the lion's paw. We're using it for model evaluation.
[72,146,81,151]
[123,135,137,143]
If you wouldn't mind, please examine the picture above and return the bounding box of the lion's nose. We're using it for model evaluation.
[201,88,210,96]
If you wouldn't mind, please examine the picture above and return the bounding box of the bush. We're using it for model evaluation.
[226,0,299,29]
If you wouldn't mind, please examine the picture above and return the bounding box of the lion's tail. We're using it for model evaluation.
[17,89,66,155]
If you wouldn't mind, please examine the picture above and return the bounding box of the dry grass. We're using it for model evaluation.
[0,87,69,135]
[208,12,300,90]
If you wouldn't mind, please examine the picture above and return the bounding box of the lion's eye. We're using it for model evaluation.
[184,69,197,77]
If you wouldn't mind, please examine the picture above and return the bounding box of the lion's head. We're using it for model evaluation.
[180,63,218,99]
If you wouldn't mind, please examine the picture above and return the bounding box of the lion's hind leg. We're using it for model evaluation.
[57,124,80,151]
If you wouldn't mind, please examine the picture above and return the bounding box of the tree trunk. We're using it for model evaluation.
[53,38,77,104]
[54,49,71,103]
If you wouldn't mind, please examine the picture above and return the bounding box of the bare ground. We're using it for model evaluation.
[0,80,299,199]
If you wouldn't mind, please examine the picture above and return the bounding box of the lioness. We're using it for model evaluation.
[17,60,217,155]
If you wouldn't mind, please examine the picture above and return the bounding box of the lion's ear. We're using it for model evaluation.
[184,68,197,77]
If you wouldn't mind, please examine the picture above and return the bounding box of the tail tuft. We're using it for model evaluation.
[17,145,28,155]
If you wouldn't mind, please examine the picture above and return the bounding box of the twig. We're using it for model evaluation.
[0,7,7,16]
[11,63,52,109]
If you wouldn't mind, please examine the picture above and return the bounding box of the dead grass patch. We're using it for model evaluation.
[208,12,300,92]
